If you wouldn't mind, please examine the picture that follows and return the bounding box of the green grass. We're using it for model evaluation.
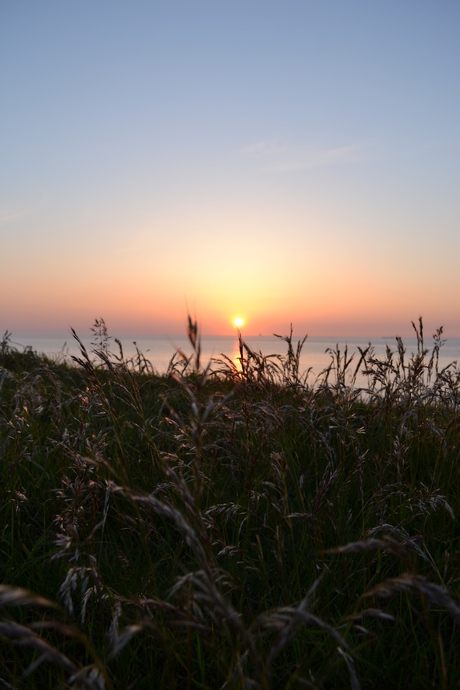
[0,318,460,689]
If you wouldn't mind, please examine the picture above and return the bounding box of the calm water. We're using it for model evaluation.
[8,332,460,385]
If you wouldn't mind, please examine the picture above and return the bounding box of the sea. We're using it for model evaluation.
[7,332,460,387]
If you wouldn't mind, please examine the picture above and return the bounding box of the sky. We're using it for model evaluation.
[2,1,460,338]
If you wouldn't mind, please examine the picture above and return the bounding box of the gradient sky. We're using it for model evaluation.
[2,1,460,337]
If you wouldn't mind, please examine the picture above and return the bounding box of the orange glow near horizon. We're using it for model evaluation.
[3,256,460,338]
[3,203,460,338]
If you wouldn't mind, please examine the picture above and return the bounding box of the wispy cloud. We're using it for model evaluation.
[0,210,30,230]
[237,139,363,173]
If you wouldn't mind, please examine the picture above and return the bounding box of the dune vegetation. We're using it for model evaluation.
[1,317,460,689]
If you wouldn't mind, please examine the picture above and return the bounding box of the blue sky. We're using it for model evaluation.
[2,1,460,336]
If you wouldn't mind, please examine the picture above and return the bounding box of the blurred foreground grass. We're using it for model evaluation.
[0,318,459,689]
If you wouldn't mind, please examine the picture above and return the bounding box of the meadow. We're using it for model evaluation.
[1,316,460,689]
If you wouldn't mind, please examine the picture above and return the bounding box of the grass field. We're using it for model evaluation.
[1,317,459,689]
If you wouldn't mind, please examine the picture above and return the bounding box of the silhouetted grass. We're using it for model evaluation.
[0,318,459,689]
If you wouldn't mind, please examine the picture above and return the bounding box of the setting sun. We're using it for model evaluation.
[234,317,244,328]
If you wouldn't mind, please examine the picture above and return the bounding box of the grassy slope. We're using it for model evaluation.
[0,321,459,689]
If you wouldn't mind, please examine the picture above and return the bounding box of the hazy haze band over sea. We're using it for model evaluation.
[9,334,460,385]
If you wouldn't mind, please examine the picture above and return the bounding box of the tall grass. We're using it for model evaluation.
[0,318,460,688]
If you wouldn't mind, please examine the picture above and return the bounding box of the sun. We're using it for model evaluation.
[234,317,244,328]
